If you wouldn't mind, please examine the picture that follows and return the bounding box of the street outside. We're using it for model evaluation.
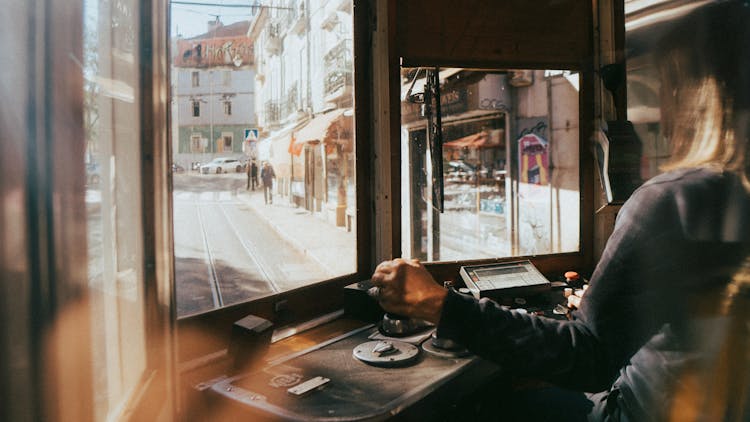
[172,171,349,317]
[85,170,356,318]
[85,169,510,318]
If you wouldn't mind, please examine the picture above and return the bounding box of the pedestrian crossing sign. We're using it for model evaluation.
[244,128,259,141]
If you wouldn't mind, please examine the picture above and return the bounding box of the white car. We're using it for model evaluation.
[200,157,244,174]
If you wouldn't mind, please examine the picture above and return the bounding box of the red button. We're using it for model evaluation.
[564,271,580,281]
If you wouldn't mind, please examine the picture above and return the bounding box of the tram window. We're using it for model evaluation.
[625,3,677,183]
[83,0,148,419]
[625,65,669,181]
[400,68,580,261]
[170,1,357,317]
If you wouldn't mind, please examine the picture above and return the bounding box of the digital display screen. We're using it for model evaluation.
[460,260,550,298]
[475,266,527,277]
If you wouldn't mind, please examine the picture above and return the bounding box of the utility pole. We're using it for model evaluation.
[424,68,444,260]
[209,17,216,154]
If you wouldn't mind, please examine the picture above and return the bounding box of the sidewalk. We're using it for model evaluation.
[237,188,356,277]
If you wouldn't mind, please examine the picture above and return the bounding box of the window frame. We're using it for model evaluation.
[174,0,596,363]
[391,0,596,281]
[1,0,176,419]
[174,0,374,363]
[191,99,200,117]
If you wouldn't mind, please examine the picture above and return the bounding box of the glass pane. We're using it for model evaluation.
[170,0,356,317]
[625,6,671,183]
[400,68,580,261]
[84,0,147,419]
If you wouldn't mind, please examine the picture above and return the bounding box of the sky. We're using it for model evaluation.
[171,1,256,38]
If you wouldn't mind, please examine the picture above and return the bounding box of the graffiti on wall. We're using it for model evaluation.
[175,37,254,68]
[517,121,549,185]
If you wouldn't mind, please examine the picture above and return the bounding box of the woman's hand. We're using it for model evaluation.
[370,258,447,324]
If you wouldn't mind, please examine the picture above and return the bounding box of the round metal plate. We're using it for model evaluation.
[353,340,420,367]
[422,339,470,359]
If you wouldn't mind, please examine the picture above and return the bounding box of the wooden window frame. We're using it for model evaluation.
[175,0,596,364]
[175,0,374,363]
[392,0,596,281]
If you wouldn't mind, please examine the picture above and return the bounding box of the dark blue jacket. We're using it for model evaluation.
[437,168,750,421]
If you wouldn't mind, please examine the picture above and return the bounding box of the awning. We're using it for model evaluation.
[323,109,354,154]
[288,108,349,156]
[401,68,463,101]
[444,129,504,149]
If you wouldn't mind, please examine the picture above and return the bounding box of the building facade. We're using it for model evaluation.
[172,20,257,170]
[248,0,354,227]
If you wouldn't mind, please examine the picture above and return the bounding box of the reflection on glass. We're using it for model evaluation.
[170,1,356,317]
[84,0,147,419]
[626,65,670,182]
[401,68,580,262]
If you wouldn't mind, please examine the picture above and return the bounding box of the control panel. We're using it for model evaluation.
[460,260,551,300]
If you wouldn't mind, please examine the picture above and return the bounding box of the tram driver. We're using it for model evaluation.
[371,2,750,421]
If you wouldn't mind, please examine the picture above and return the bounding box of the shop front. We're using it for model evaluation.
[289,108,354,226]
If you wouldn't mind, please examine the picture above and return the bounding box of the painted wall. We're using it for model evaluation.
[514,70,580,256]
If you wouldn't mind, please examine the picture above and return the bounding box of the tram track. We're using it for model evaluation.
[219,202,280,293]
[196,202,224,308]
[173,179,329,315]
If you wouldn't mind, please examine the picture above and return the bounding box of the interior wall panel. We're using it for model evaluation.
[398,0,592,69]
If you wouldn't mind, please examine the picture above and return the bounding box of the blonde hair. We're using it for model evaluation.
[656,1,750,189]
[656,4,750,419]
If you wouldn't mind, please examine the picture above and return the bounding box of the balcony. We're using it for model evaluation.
[324,70,353,102]
[324,39,352,67]
[290,2,307,35]
[323,39,353,102]
[264,100,281,127]
[336,0,351,12]
[283,85,300,117]
[320,10,340,31]
[264,24,282,56]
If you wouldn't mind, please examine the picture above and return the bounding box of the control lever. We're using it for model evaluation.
[423,281,469,357]
[380,312,431,337]
[364,281,431,336]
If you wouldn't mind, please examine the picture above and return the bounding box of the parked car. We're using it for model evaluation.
[171,163,185,173]
[200,157,244,174]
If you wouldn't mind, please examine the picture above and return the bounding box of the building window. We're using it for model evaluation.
[190,134,203,153]
[190,133,203,152]
[171,3,358,318]
[192,71,199,87]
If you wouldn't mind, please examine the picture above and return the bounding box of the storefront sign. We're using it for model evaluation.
[433,88,468,117]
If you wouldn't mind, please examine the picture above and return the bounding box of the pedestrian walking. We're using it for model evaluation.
[260,161,275,204]
[247,160,258,191]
